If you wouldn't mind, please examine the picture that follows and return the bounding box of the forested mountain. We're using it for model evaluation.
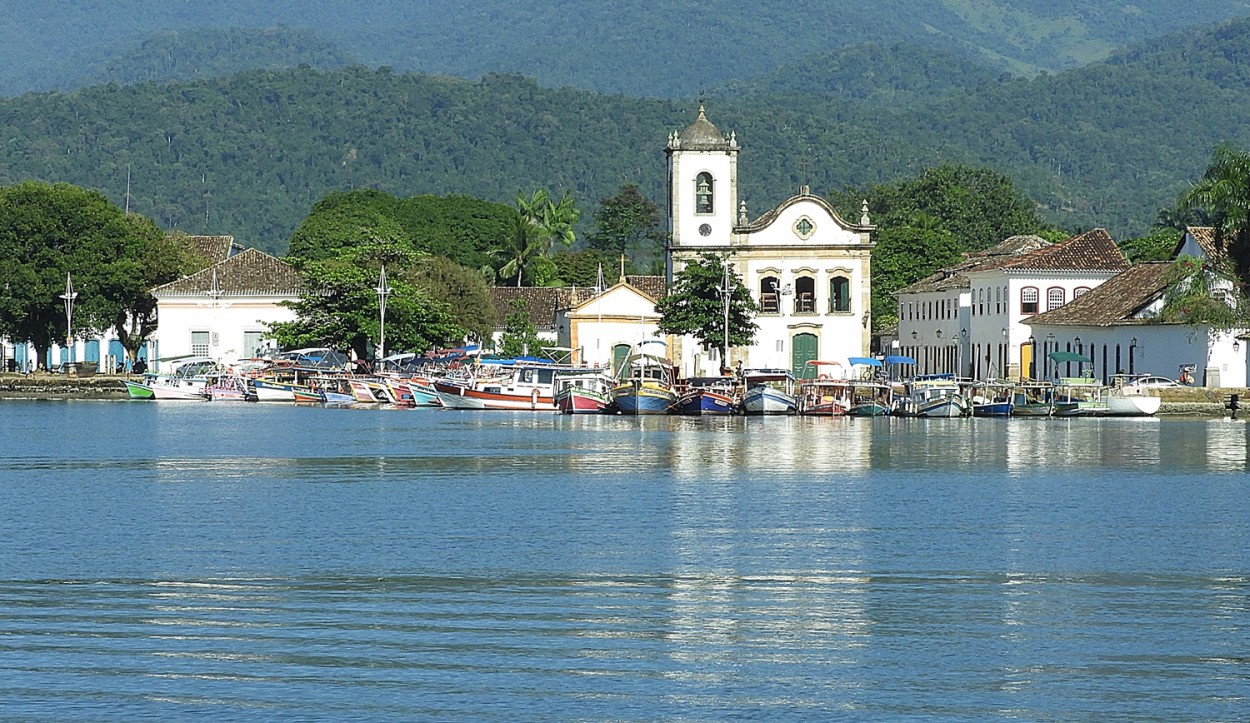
[2,17,1250,255]
[88,27,356,87]
[2,0,1249,98]
[717,43,1004,109]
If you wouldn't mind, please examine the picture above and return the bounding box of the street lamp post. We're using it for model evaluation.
[375,264,392,371]
[58,272,77,366]
[1046,332,1056,379]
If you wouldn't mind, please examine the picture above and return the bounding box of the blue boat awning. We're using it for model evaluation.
[884,355,916,365]
[848,356,883,367]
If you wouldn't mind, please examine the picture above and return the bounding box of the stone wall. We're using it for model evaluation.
[0,373,130,399]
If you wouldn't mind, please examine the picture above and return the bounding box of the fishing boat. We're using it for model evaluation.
[1010,382,1057,417]
[969,381,1014,417]
[610,341,678,415]
[205,374,256,402]
[797,377,853,416]
[433,361,563,411]
[348,378,385,403]
[902,375,969,417]
[554,369,615,414]
[741,369,797,415]
[121,379,155,400]
[1104,374,1162,416]
[252,378,305,402]
[672,377,738,416]
[144,357,218,400]
[292,388,324,404]
[846,380,893,417]
[1053,376,1108,417]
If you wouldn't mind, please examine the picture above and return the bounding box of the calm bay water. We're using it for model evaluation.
[1,401,1247,720]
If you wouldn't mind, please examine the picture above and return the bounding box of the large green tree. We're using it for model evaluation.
[98,221,200,363]
[870,223,965,329]
[835,165,1052,252]
[269,246,464,360]
[587,184,666,274]
[497,299,546,357]
[412,255,497,343]
[655,254,758,361]
[1183,144,1250,286]
[287,188,515,270]
[0,181,183,366]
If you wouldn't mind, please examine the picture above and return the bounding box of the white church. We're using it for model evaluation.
[665,106,875,378]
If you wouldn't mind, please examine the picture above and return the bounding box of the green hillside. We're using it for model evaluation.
[88,27,356,87]
[717,43,1003,108]
[2,1,1249,97]
[1,17,1250,254]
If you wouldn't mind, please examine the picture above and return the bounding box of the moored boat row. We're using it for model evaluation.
[120,345,1166,418]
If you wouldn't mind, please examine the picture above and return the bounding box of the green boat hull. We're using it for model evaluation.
[122,379,155,400]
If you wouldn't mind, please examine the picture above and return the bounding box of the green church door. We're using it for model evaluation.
[792,333,819,379]
[611,344,632,376]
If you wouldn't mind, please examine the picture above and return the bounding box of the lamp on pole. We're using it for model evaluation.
[1046,332,1056,379]
[58,272,77,365]
[375,264,392,371]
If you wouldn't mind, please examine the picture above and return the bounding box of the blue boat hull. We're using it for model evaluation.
[674,390,736,416]
[972,401,1013,417]
[614,392,673,415]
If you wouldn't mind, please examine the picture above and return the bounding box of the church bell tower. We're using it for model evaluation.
[666,105,739,277]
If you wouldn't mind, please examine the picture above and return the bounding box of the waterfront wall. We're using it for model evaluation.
[0,373,130,400]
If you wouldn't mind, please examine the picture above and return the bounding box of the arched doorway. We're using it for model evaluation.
[611,343,632,376]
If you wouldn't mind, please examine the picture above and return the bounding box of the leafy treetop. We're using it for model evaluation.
[655,253,758,359]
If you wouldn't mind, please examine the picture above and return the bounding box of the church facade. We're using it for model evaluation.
[665,107,875,378]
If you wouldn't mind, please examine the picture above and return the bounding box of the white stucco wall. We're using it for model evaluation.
[153,295,296,365]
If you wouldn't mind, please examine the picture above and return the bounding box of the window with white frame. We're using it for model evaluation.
[1047,287,1065,311]
[1021,287,1039,314]
[191,331,210,357]
[243,331,266,357]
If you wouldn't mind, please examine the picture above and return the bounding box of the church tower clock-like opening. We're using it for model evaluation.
[665,104,739,269]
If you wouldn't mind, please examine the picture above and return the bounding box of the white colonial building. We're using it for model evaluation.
[554,278,663,371]
[1024,227,1248,387]
[665,106,875,378]
[896,229,1129,379]
[150,245,300,369]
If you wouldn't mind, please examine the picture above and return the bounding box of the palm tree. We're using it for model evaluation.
[540,191,580,252]
[491,213,539,287]
[495,189,580,286]
[1184,144,1250,284]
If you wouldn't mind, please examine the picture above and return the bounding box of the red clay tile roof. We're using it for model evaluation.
[1023,262,1172,326]
[491,277,668,330]
[625,275,666,300]
[153,248,302,297]
[490,287,575,331]
[170,234,242,272]
[995,228,1128,273]
[1173,226,1230,264]
[898,234,1052,294]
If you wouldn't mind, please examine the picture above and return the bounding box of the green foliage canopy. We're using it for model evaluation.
[269,246,464,359]
[1157,255,1249,330]
[1183,143,1250,286]
[0,181,189,365]
[656,254,758,356]
[587,184,666,274]
[498,298,546,358]
[288,188,514,270]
